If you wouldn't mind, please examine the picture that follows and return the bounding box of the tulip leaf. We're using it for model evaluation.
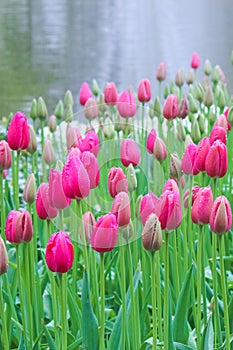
[43,324,57,350]
[81,271,99,350]
[107,270,141,350]
[173,343,195,350]
[173,264,194,344]
[202,315,213,350]
[67,286,82,336]
[228,295,233,333]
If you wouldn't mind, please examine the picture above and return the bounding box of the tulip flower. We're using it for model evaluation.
[66,124,81,150]
[146,129,157,154]
[175,69,185,87]
[90,213,118,253]
[142,213,162,252]
[104,82,118,105]
[153,136,167,162]
[48,115,57,133]
[156,62,166,81]
[7,112,30,150]
[0,140,12,170]
[62,156,90,200]
[36,183,58,220]
[183,185,200,209]
[117,91,137,118]
[79,82,93,106]
[195,137,210,172]
[214,114,229,131]
[108,167,128,198]
[170,153,182,180]
[42,139,55,166]
[120,139,140,167]
[205,140,228,178]
[0,237,8,274]
[163,94,179,120]
[27,125,38,154]
[181,143,200,176]
[209,126,226,145]
[78,131,99,157]
[156,190,182,231]
[140,192,159,225]
[111,192,131,227]
[210,196,232,234]
[191,186,213,225]
[23,173,36,204]
[5,210,33,243]
[162,179,179,193]
[84,98,98,120]
[46,231,74,273]
[82,211,96,243]
[48,169,71,210]
[191,52,200,69]
[138,78,151,103]
[80,151,100,189]
[178,95,189,119]
[67,147,81,160]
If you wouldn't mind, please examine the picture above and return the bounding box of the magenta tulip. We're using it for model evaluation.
[82,211,96,243]
[0,140,12,170]
[191,186,213,225]
[209,126,226,145]
[67,147,81,160]
[36,183,58,220]
[104,82,118,105]
[111,192,131,227]
[108,167,128,198]
[5,210,33,243]
[205,140,228,178]
[46,231,74,273]
[7,112,30,150]
[117,91,137,118]
[120,138,140,167]
[62,156,90,200]
[163,94,179,120]
[48,169,71,210]
[90,213,118,253]
[80,151,100,189]
[146,129,157,154]
[78,131,99,157]
[162,179,179,193]
[153,136,167,162]
[183,185,200,209]
[214,114,228,131]
[79,82,93,106]
[191,52,200,69]
[138,78,151,103]
[195,137,210,172]
[181,144,200,175]
[210,196,232,234]
[140,192,159,226]
[156,190,182,231]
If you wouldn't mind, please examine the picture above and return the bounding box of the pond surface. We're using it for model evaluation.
[0,0,233,117]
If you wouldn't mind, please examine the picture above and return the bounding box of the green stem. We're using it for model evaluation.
[151,252,157,350]
[77,200,89,274]
[173,231,180,299]
[91,249,99,320]
[24,243,33,348]
[196,225,203,349]
[120,235,126,350]
[72,200,78,293]
[187,175,194,264]
[14,151,20,210]
[156,251,162,341]
[60,273,68,350]
[141,102,145,143]
[0,277,9,350]
[219,235,230,350]
[0,171,5,241]
[100,253,105,350]
[164,231,169,350]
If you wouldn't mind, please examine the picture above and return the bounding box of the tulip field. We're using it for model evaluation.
[1,52,233,349]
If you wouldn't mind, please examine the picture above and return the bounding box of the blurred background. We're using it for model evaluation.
[0,0,233,116]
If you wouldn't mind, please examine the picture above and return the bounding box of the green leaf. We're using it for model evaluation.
[43,324,57,350]
[174,343,195,350]
[107,270,141,350]
[81,271,99,350]
[67,337,82,350]
[203,315,213,350]
[173,264,194,344]
[67,285,82,336]
[228,295,233,333]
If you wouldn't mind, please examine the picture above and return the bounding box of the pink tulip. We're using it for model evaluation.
[111,192,131,227]
[78,131,99,157]
[46,231,74,273]
[5,210,33,243]
[36,183,58,220]
[138,79,151,103]
[7,112,30,150]
[120,138,140,167]
[209,126,226,145]
[42,139,55,166]
[67,147,81,160]
[62,156,90,200]
[210,196,232,234]
[162,179,179,193]
[142,213,162,252]
[153,136,167,162]
[178,95,189,119]
[195,137,210,172]
[223,108,232,131]
[181,144,200,175]
[66,124,82,150]
[104,82,118,105]
[146,129,157,154]
[82,211,96,243]
[140,192,159,225]
[214,114,228,131]
[3,170,8,179]
[90,213,118,253]
[156,62,166,81]
[205,140,228,178]
[48,169,71,210]
[191,186,213,225]
[191,52,200,69]
[183,185,200,209]
[108,167,128,198]
[0,140,12,170]
[80,151,100,189]
[84,98,98,120]
[79,82,93,106]
[117,91,137,118]
[163,94,179,120]
[156,190,182,231]
[0,237,8,274]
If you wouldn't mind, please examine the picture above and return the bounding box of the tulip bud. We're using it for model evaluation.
[170,153,182,179]
[111,192,131,227]
[80,151,100,189]
[181,143,199,175]
[214,114,228,131]
[108,167,128,198]
[66,124,81,150]
[63,104,73,123]
[154,96,162,117]
[210,196,232,234]
[48,169,71,210]
[91,79,99,97]
[29,98,38,120]
[211,66,221,85]
[103,117,115,139]
[126,163,137,192]
[204,59,212,76]
[67,147,81,160]
[5,210,33,243]
[178,96,189,119]
[217,88,226,111]
[0,140,12,170]
[84,98,98,120]
[193,83,204,103]
[26,125,37,154]
[146,129,157,154]
[46,231,74,273]
[195,137,210,172]
[191,119,201,144]
[90,213,118,253]
[79,82,93,106]
[140,192,159,225]
[188,94,198,114]
[205,140,228,178]
[78,131,99,157]
[209,126,226,145]
[23,173,36,204]
[153,136,167,162]
[135,194,143,218]
[227,106,233,126]
[7,112,30,151]
[97,93,108,114]
[203,85,214,107]
[162,179,179,193]
[176,120,186,142]
[156,62,166,81]
[186,69,195,85]
[163,94,179,120]
[42,139,55,166]
[37,97,48,121]
[191,186,213,225]
[157,190,182,231]
[175,69,185,87]
[197,114,205,134]
[82,211,96,243]
[142,213,162,252]
[120,138,140,167]
[138,78,151,103]
[36,183,58,220]
[0,237,8,274]
[117,91,137,118]
[190,52,200,69]
[64,90,74,107]
[54,100,64,120]
[164,84,170,99]
[104,82,118,105]
[48,115,57,133]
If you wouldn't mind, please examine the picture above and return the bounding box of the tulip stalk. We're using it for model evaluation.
[77,200,89,273]
[59,273,68,350]
[156,251,162,340]
[151,252,157,350]
[0,277,9,350]
[196,225,203,349]
[100,253,105,350]
[164,231,169,350]
[119,235,126,350]
[0,171,5,240]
